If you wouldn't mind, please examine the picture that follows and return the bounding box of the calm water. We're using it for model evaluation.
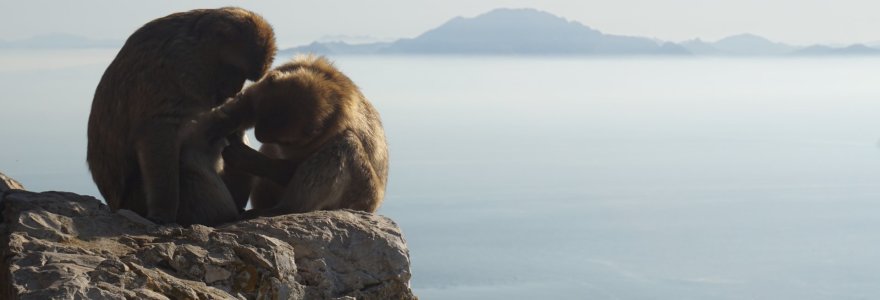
[3,50,880,299]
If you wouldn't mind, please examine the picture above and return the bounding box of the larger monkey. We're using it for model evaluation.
[87,7,276,225]
[198,55,389,215]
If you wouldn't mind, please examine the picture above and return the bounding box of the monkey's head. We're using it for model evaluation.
[247,69,351,146]
[194,7,277,98]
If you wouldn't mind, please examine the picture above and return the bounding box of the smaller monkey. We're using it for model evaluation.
[198,55,389,216]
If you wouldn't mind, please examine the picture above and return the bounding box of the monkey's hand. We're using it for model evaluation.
[183,99,253,143]
[208,94,257,136]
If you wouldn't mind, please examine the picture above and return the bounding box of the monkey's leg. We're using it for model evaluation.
[222,131,255,211]
[177,127,240,226]
[178,147,240,226]
[179,163,240,226]
[134,121,181,224]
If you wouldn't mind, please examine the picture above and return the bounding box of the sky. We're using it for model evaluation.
[0,0,878,47]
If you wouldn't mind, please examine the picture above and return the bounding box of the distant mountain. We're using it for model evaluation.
[679,39,721,55]
[711,34,796,55]
[792,44,880,56]
[678,34,880,56]
[281,8,880,57]
[280,41,392,56]
[790,45,834,55]
[384,8,687,55]
[5,10,880,57]
[0,33,120,49]
[284,8,688,56]
[316,35,394,44]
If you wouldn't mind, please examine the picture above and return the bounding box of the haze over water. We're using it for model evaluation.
[3,50,880,299]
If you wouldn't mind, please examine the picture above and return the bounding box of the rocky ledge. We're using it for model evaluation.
[0,172,415,299]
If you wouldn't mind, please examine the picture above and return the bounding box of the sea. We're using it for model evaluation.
[3,49,880,299]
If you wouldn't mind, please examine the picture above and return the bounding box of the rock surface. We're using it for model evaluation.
[0,172,24,192]
[0,175,415,300]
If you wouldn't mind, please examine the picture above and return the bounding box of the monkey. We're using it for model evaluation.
[86,7,276,226]
[196,55,389,216]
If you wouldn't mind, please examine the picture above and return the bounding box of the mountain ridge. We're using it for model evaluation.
[281,8,879,57]
[284,8,690,56]
[5,8,877,56]
[792,44,880,56]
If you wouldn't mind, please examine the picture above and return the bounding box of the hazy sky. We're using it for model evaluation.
[1,0,878,46]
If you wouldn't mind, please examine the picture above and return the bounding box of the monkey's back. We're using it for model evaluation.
[344,95,390,211]
[88,17,190,208]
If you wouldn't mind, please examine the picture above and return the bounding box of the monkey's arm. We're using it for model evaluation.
[135,120,181,223]
[222,142,299,186]
[195,94,257,140]
[271,134,360,215]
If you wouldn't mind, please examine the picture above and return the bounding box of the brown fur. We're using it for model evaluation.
[216,55,389,215]
[86,7,276,225]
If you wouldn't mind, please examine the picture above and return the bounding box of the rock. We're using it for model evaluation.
[0,172,24,192]
[0,179,416,299]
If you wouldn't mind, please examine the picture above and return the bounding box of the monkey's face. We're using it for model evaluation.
[252,81,336,146]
